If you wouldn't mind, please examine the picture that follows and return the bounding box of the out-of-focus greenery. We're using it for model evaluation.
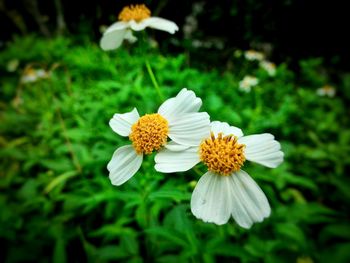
[1,36,350,263]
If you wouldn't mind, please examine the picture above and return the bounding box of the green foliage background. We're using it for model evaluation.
[1,36,350,263]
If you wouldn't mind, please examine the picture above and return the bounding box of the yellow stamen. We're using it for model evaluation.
[199,132,246,176]
[24,68,36,76]
[129,113,168,155]
[118,4,151,22]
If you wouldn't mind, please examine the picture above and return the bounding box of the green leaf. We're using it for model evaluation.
[44,170,78,194]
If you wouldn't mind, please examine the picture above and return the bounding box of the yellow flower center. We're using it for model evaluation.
[199,132,246,176]
[24,68,36,76]
[118,4,151,22]
[129,114,169,155]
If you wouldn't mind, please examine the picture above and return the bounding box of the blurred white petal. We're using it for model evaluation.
[104,21,129,34]
[129,17,179,34]
[100,28,127,51]
[124,29,138,43]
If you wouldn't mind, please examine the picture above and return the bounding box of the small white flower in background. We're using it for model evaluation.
[192,2,205,16]
[244,50,265,61]
[155,121,284,228]
[183,15,198,39]
[21,69,37,83]
[100,4,179,51]
[107,88,210,186]
[35,69,49,78]
[239,75,259,92]
[316,85,336,97]
[183,2,205,39]
[20,67,50,84]
[260,60,276,76]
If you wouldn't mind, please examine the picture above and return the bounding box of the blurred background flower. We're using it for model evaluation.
[100,4,178,51]
[260,60,276,76]
[244,50,265,62]
[20,66,50,84]
[316,85,336,97]
[239,75,259,92]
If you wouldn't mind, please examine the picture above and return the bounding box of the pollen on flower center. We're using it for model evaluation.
[129,113,168,155]
[118,4,151,22]
[199,132,246,176]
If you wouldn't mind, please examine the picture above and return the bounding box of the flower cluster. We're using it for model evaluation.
[236,49,278,93]
[108,89,284,228]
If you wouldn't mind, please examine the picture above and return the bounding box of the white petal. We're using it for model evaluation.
[155,146,200,173]
[129,17,179,34]
[100,28,127,51]
[104,21,129,34]
[191,171,231,225]
[107,145,143,186]
[168,112,210,146]
[210,121,244,138]
[238,133,284,168]
[109,108,140,137]
[124,29,138,43]
[158,88,202,120]
[164,141,190,152]
[228,170,271,228]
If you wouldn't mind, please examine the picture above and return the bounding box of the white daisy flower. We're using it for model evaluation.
[155,121,284,228]
[244,50,265,61]
[21,68,38,83]
[107,88,210,186]
[260,60,276,76]
[316,85,336,97]
[239,75,259,92]
[20,68,50,84]
[100,4,179,51]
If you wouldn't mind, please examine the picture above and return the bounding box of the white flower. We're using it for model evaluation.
[239,75,259,92]
[316,85,336,97]
[244,50,265,61]
[183,15,198,38]
[21,69,37,83]
[155,121,284,228]
[260,60,276,76]
[20,68,50,84]
[107,88,210,186]
[100,4,179,51]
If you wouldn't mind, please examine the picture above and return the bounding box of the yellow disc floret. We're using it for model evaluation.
[118,4,151,22]
[129,114,169,155]
[199,132,246,176]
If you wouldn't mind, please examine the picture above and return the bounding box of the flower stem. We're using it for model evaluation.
[145,59,164,101]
